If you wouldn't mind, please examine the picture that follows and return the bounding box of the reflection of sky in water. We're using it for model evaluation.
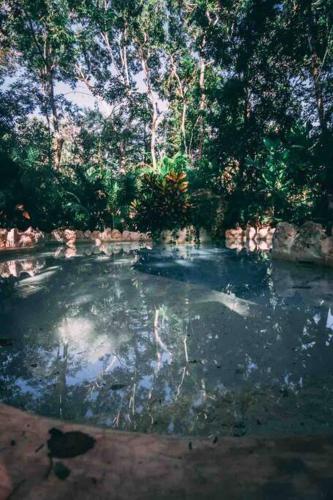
[1,244,333,437]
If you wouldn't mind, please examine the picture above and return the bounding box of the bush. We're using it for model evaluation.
[130,158,191,234]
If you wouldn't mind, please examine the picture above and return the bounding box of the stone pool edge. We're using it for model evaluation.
[0,403,333,499]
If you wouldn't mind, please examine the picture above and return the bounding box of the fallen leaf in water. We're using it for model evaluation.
[47,428,95,458]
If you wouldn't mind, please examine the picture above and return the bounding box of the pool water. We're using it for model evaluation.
[1,243,333,438]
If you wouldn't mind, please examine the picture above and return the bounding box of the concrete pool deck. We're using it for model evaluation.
[0,405,333,499]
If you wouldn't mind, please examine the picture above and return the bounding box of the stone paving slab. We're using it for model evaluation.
[0,404,333,499]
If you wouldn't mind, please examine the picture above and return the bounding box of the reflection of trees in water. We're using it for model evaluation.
[1,246,333,436]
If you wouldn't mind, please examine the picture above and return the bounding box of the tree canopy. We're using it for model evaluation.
[0,0,332,233]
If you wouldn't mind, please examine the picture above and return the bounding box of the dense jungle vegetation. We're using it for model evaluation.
[0,0,332,236]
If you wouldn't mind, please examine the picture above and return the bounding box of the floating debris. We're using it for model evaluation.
[47,428,96,458]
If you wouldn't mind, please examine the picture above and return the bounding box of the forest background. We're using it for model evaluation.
[0,0,332,237]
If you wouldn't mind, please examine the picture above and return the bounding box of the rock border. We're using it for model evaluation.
[0,227,151,254]
[1,403,333,499]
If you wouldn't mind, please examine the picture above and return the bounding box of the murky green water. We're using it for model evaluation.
[1,243,333,437]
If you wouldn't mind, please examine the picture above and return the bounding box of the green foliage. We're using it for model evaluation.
[0,0,332,233]
[130,161,191,234]
[159,154,189,176]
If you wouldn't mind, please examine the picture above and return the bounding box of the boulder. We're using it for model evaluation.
[74,230,85,241]
[257,240,270,251]
[64,229,76,241]
[18,234,34,247]
[24,227,45,245]
[139,232,151,242]
[291,221,326,262]
[122,230,132,241]
[245,225,256,240]
[256,226,270,240]
[0,229,8,248]
[266,227,276,242]
[272,222,298,260]
[225,227,243,240]
[111,229,122,240]
[63,229,77,247]
[225,240,242,251]
[129,231,142,241]
[6,229,20,248]
[91,231,101,242]
[100,228,113,242]
[50,229,65,243]
[246,240,256,252]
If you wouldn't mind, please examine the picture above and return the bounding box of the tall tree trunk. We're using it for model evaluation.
[48,69,63,169]
[181,102,188,154]
[170,57,188,154]
[120,25,130,89]
[306,5,327,136]
[305,2,331,198]
[198,54,206,160]
[139,46,160,170]
[308,38,327,135]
